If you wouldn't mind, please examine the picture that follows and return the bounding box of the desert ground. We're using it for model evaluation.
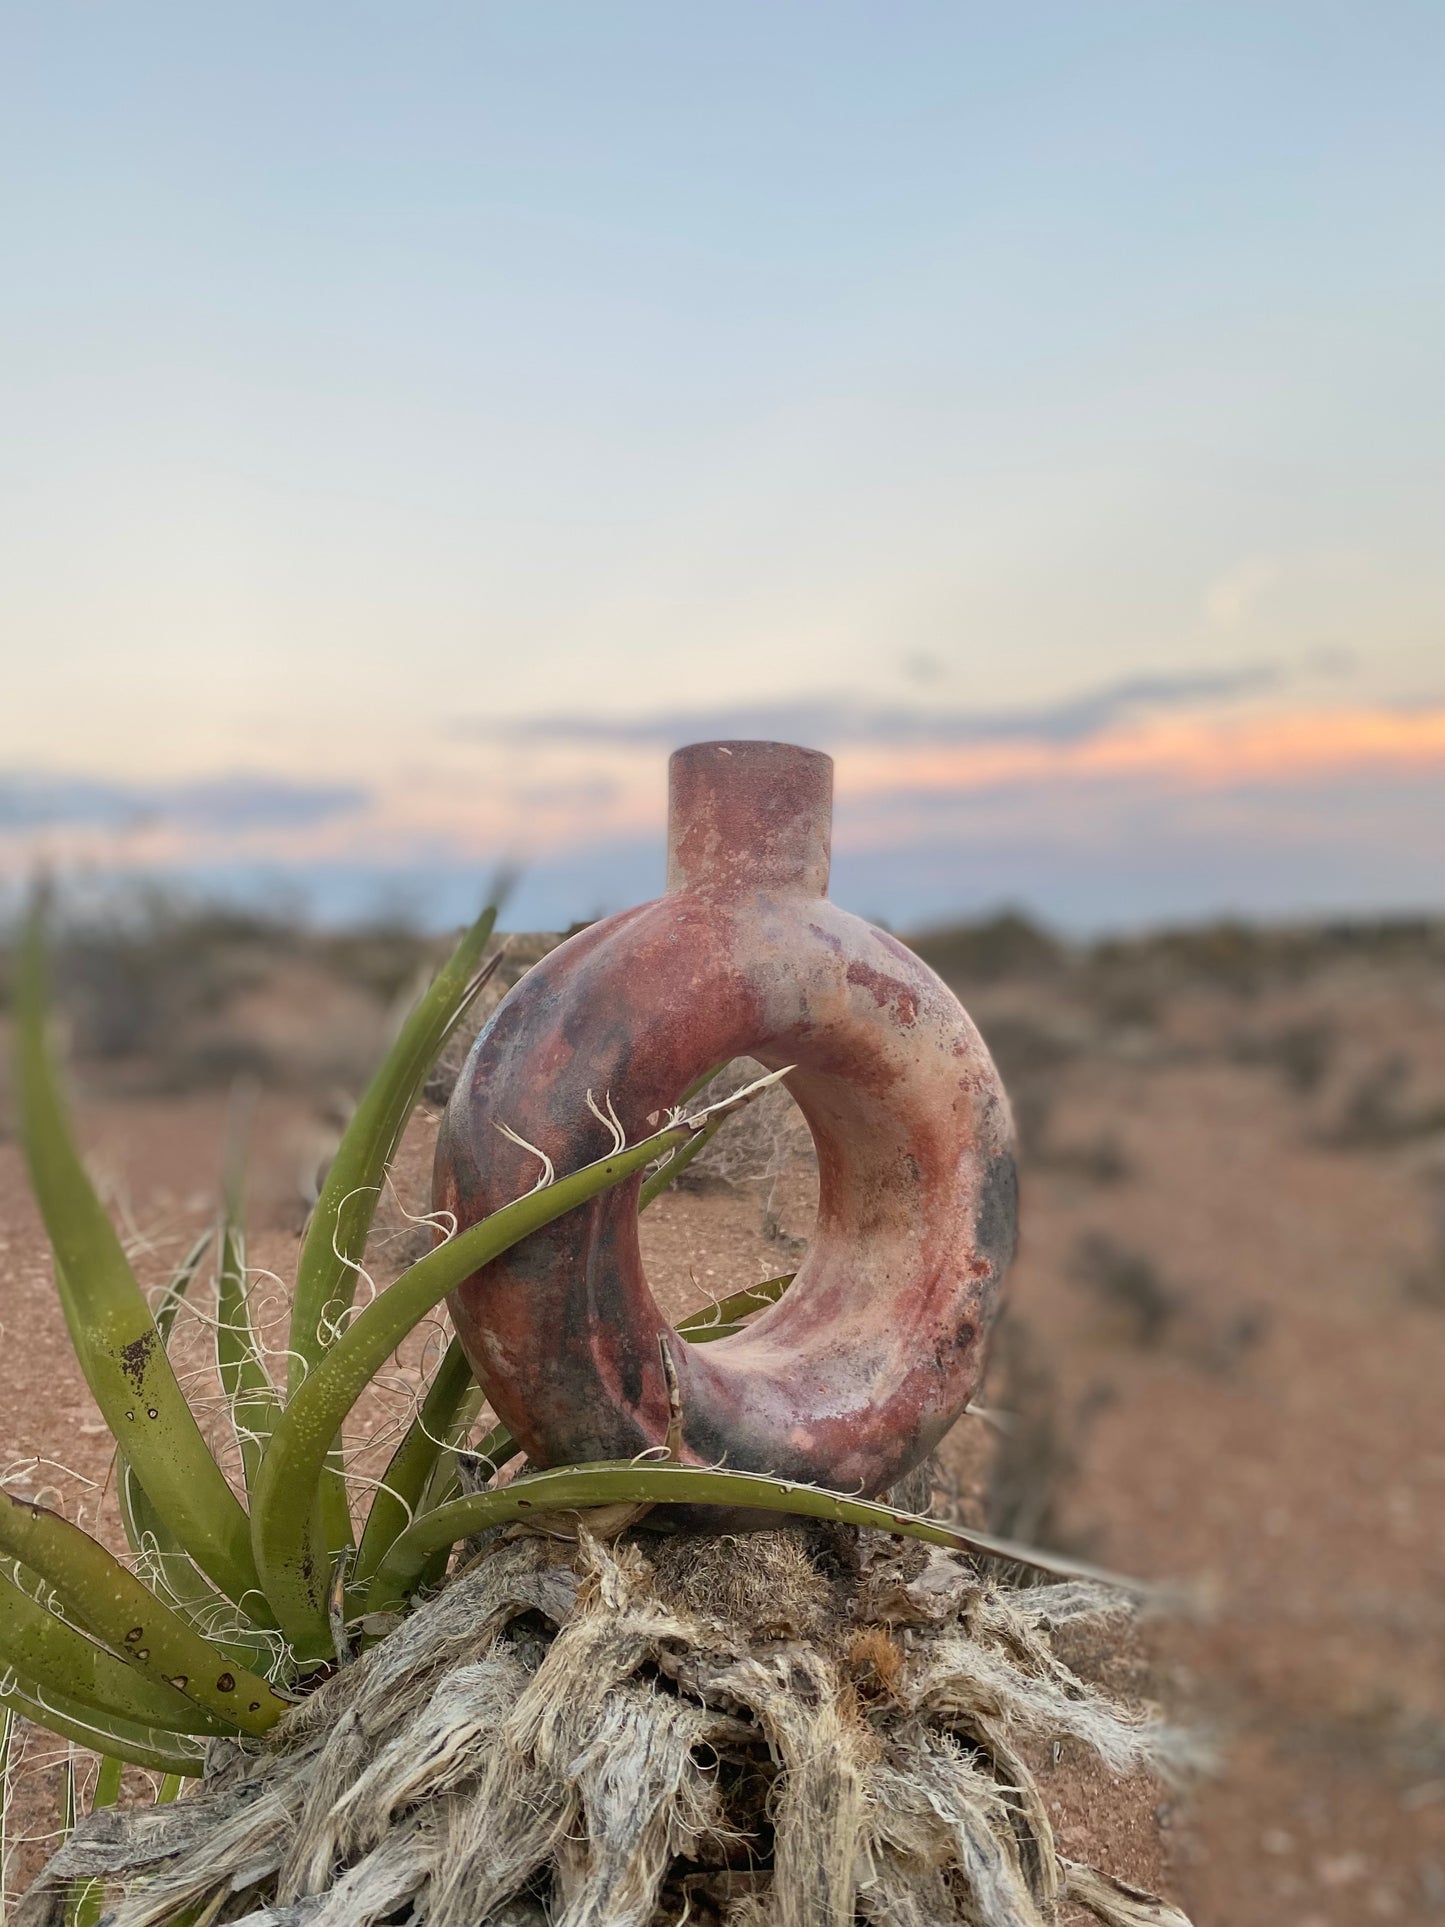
[1,901,1442,1922]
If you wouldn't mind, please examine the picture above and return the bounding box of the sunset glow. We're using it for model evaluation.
[2,8,1441,930]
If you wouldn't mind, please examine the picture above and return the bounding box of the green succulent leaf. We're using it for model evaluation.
[0,1704,12,1914]
[116,1236,277,1662]
[0,1492,287,1738]
[636,1110,729,1209]
[151,1228,213,1344]
[352,1335,476,1588]
[287,904,502,1567]
[14,905,261,1610]
[255,1126,693,1650]
[679,1271,794,1334]
[66,1753,123,1927]
[366,1461,1142,1617]
[215,1204,281,1500]
[117,1441,276,1672]
[0,1677,203,1778]
[635,1058,768,1208]
[92,1756,124,1811]
[0,1565,239,1737]
[287,904,502,1396]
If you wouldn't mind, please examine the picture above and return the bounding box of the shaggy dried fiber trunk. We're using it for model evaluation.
[22,1525,1193,1927]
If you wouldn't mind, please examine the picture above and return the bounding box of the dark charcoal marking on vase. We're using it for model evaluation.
[678,1399,771,1480]
[118,1331,157,1390]
[605,1229,646,1411]
[934,1321,977,1374]
[973,1151,1019,1274]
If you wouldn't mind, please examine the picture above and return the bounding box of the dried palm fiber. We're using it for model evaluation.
[20,1524,1194,1927]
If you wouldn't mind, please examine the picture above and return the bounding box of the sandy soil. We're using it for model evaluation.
[1,926,1443,1921]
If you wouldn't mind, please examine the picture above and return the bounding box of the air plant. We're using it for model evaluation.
[2,895,1187,1927]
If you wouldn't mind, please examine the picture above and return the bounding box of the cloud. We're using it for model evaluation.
[37,753,1442,939]
[829,700,1445,814]
[454,663,1282,754]
[7,688,1445,938]
[0,772,370,835]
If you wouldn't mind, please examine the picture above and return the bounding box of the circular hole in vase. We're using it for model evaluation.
[636,1057,819,1333]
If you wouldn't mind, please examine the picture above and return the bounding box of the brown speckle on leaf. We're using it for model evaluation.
[118,1331,157,1390]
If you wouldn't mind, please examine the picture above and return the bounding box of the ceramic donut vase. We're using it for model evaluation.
[434,739,1017,1499]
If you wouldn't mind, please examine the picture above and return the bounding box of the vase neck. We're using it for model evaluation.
[666,741,833,899]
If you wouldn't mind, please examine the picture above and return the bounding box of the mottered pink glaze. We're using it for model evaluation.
[435,741,1016,1496]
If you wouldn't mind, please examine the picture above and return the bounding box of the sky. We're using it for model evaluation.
[2,3,1442,932]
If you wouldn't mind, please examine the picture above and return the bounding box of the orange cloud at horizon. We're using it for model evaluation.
[3,701,1444,880]
[838,703,1445,805]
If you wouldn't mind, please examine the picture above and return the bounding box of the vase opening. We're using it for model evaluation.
[666,739,833,899]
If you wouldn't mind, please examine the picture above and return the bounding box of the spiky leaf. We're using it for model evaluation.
[14,906,260,1608]
[66,1753,122,1927]
[0,1493,287,1737]
[0,1678,202,1778]
[287,905,501,1393]
[366,1461,1141,1616]
[0,1566,238,1736]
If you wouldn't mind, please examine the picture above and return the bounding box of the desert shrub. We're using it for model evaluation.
[979,1311,1078,1550]
[1327,1054,1445,1149]
[1035,1132,1130,1184]
[422,933,566,1105]
[1230,1018,1337,1093]
[52,891,286,1062]
[1403,1182,1445,1309]
[908,909,1064,987]
[968,1013,1086,1160]
[1072,1233,1179,1347]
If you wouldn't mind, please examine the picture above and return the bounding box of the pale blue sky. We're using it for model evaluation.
[2,4,1442,926]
